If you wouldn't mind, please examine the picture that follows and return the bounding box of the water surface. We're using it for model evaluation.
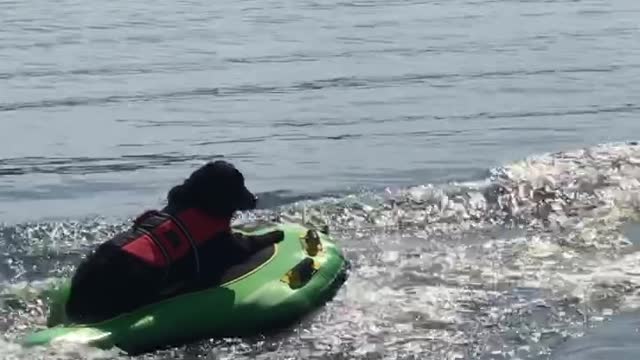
[1,0,640,358]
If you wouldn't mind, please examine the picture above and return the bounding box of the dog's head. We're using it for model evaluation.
[167,160,257,218]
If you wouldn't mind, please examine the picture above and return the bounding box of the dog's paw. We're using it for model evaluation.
[234,230,284,252]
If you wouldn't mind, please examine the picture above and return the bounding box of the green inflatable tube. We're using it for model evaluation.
[21,221,348,354]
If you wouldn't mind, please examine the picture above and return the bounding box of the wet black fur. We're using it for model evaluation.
[65,160,283,324]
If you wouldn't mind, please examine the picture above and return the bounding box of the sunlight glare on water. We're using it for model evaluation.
[2,0,640,358]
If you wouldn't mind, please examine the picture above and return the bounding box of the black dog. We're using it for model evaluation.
[65,160,284,323]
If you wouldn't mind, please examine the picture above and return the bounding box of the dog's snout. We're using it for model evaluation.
[237,189,258,211]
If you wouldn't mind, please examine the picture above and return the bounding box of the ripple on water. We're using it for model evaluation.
[1,142,639,358]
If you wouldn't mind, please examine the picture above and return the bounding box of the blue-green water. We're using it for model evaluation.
[1,0,640,358]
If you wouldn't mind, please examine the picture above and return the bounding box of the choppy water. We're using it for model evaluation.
[2,0,640,358]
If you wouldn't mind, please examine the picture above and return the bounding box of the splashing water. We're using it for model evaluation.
[2,142,640,359]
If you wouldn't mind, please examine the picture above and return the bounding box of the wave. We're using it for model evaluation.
[0,154,225,177]
[2,64,636,112]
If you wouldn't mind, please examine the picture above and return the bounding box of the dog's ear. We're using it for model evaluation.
[167,161,257,217]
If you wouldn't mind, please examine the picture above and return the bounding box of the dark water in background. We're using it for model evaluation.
[2,0,640,358]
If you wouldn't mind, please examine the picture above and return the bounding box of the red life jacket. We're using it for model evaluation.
[120,208,231,272]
